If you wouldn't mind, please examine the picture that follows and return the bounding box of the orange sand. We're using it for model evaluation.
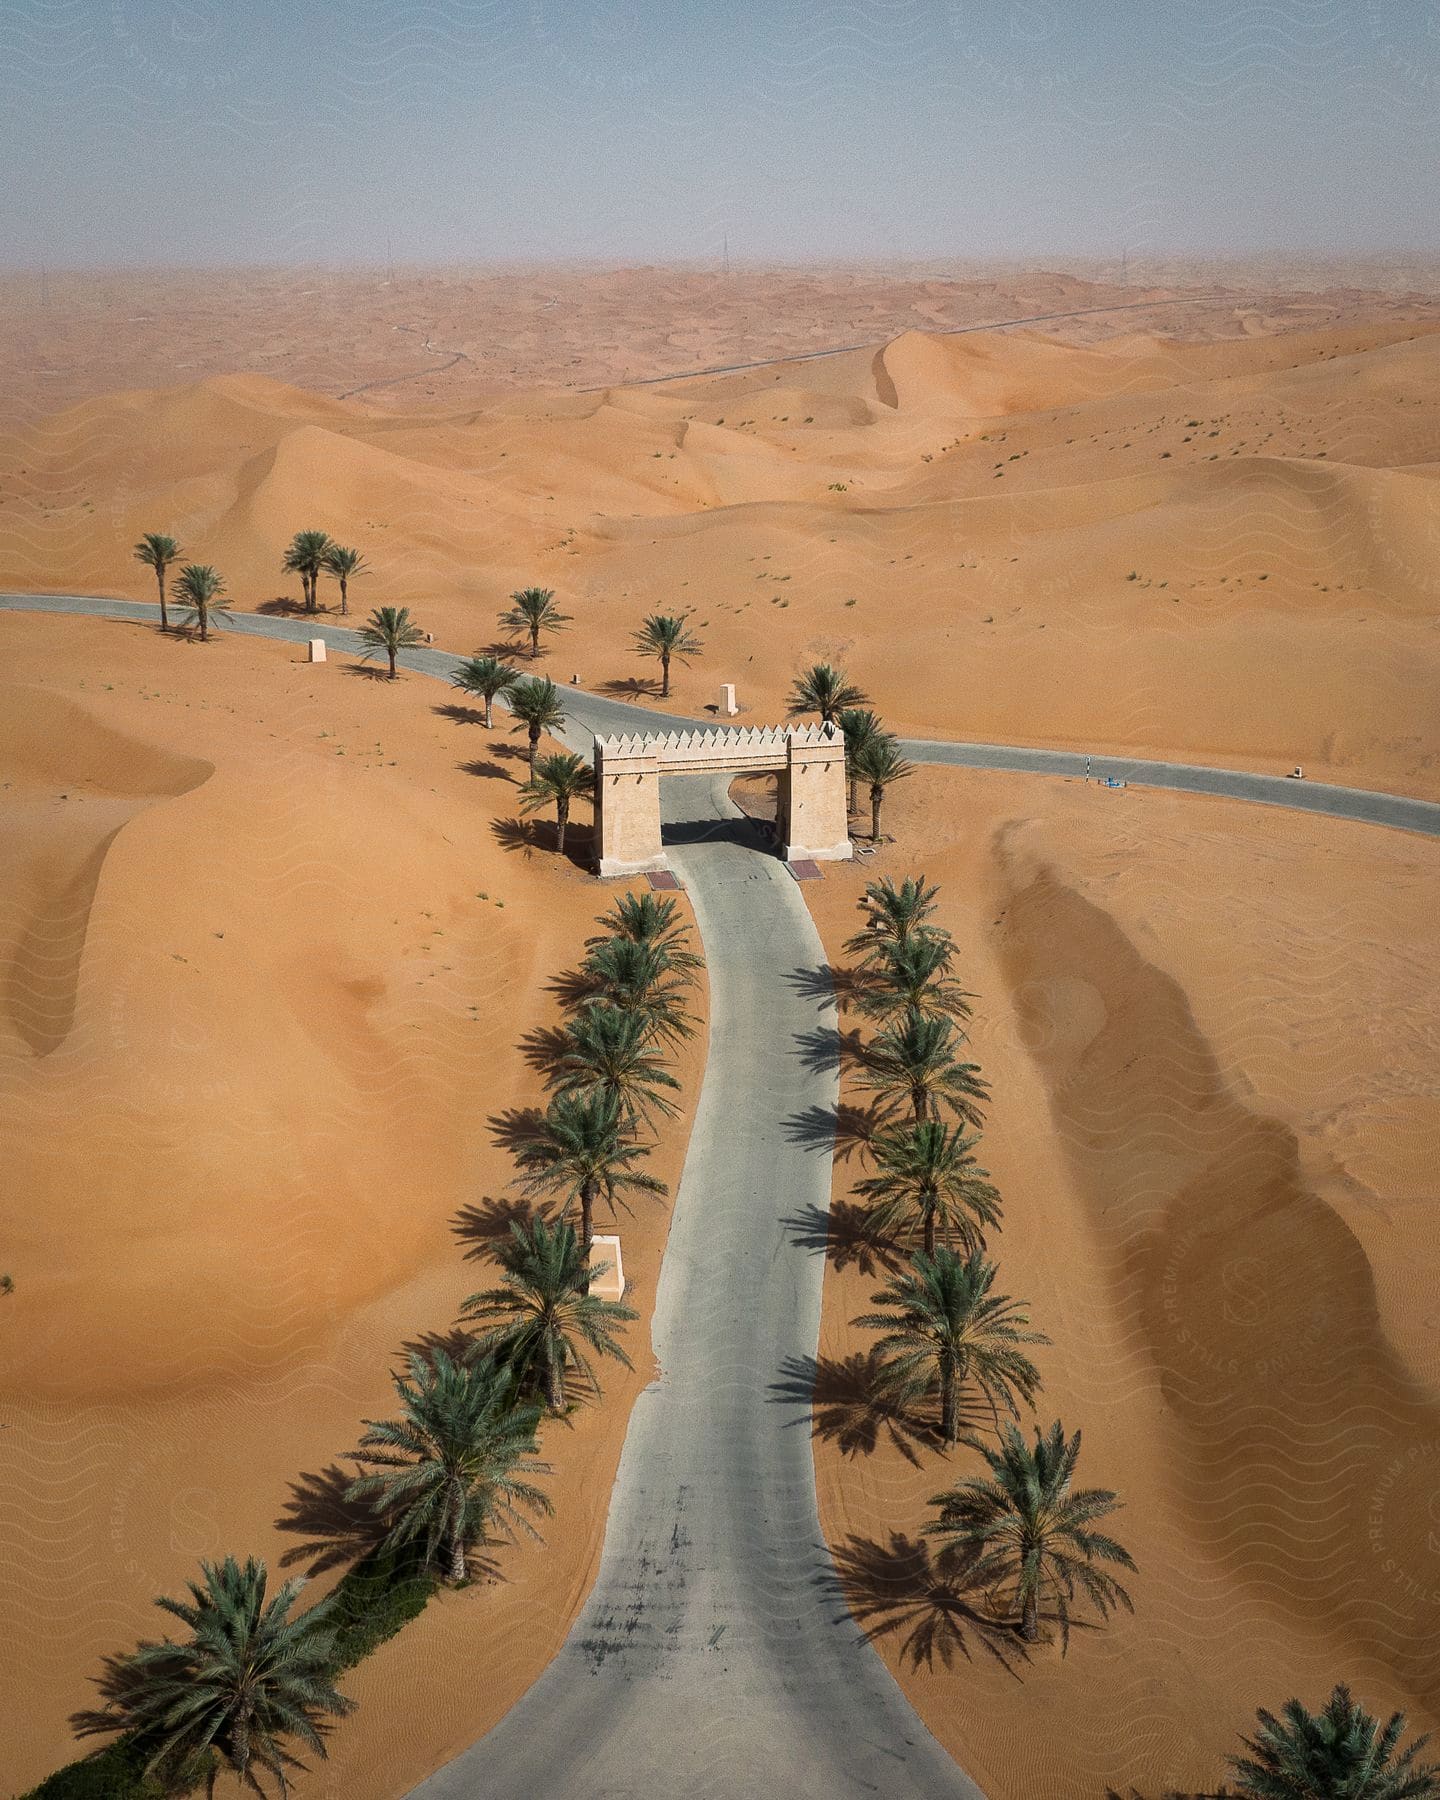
[806,765,1440,1799]
[5,317,1440,795]
[0,613,704,1797]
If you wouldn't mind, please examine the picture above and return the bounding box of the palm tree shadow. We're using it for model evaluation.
[488,1105,548,1153]
[770,1351,933,1465]
[546,964,602,1011]
[434,702,488,726]
[596,676,661,700]
[452,1194,542,1262]
[274,1463,392,1576]
[256,596,315,617]
[519,1024,572,1081]
[824,1532,1024,1675]
[460,758,512,782]
[793,1024,841,1076]
[786,962,872,1012]
[398,1325,481,1366]
[345,664,392,682]
[784,1199,906,1276]
[492,816,537,857]
[784,1100,885,1162]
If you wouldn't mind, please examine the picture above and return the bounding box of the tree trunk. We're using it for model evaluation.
[447,1527,467,1586]
[339,576,348,615]
[305,574,314,614]
[157,570,169,633]
[199,607,209,643]
[483,695,494,728]
[1021,1586,1039,1643]
[545,1340,565,1413]
[579,1182,595,1285]
[848,771,858,815]
[529,725,540,777]
[923,1208,936,1259]
[557,799,569,854]
[940,1361,956,1444]
[912,1084,927,1125]
[531,626,540,658]
[388,648,398,679]
[870,784,883,842]
[661,651,670,697]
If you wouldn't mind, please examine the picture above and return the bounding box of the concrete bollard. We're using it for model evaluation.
[718,682,738,716]
[590,1233,626,1301]
[308,638,326,663]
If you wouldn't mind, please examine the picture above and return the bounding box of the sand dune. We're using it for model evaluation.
[805,767,1440,1799]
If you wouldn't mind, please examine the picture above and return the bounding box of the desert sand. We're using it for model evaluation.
[0,612,704,1797]
[804,766,1440,1798]
[3,263,1439,1798]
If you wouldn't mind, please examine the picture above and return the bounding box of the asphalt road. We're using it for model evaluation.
[406,773,980,1798]
[4,594,1437,838]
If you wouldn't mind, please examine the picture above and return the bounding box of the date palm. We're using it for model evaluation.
[855,1249,1046,1445]
[173,563,229,642]
[460,1216,637,1414]
[320,544,367,616]
[507,675,566,777]
[927,1420,1135,1647]
[552,1001,682,1127]
[788,661,869,726]
[852,732,913,842]
[843,874,943,963]
[450,653,517,727]
[347,1350,549,1586]
[1229,1685,1440,1800]
[587,892,702,978]
[837,706,884,815]
[858,932,974,1027]
[858,1007,989,1129]
[855,1119,1001,1257]
[512,1090,666,1266]
[71,1555,354,1799]
[132,531,181,633]
[581,936,697,1045]
[633,611,702,698]
[282,530,334,613]
[519,750,594,855]
[502,586,571,659]
[359,605,425,679]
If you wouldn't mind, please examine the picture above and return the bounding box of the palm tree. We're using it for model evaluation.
[282,530,334,614]
[321,544,367,616]
[1229,1685,1440,1800]
[581,936,697,1045]
[858,933,974,1026]
[132,532,181,633]
[347,1350,549,1587]
[587,892,703,977]
[359,605,425,680]
[507,675,566,778]
[502,586,571,659]
[788,661,869,726]
[837,707,884,815]
[173,564,229,642]
[512,1090,666,1265]
[633,611,702,698]
[929,1420,1134,1646]
[858,1007,989,1129]
[71,1556,354,1798]
[552,1001,682,1127]
[852,733,913,842]
[460,1217,637,1414]
[519,751,594,855]
[450,653,518,727]
[843,874,944,963]
[856,1119,1001,1257]
[855,1249,1047,1444]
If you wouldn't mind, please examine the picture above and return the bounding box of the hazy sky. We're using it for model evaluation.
[2,0,1437,268]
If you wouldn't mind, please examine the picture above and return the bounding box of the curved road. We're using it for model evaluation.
[4,595,1438,839]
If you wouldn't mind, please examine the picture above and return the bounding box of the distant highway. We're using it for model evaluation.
[4,593,1437,840]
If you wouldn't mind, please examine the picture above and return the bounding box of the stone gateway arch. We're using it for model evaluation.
[593,722,853,877]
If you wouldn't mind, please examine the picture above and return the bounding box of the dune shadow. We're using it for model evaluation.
[784,1199,906,1276]
[452,1194,543,1261]
[274,1463,391,1576]
[771,1351,933,1464]
[824,1531,1024,1674]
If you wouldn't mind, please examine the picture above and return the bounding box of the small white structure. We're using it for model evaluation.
[718,683,738,717]
[307,638,326,663]
[590,1234,626,1302]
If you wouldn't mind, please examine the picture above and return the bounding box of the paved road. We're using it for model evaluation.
[5,594,1438,839]
[408,774,980,1799]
